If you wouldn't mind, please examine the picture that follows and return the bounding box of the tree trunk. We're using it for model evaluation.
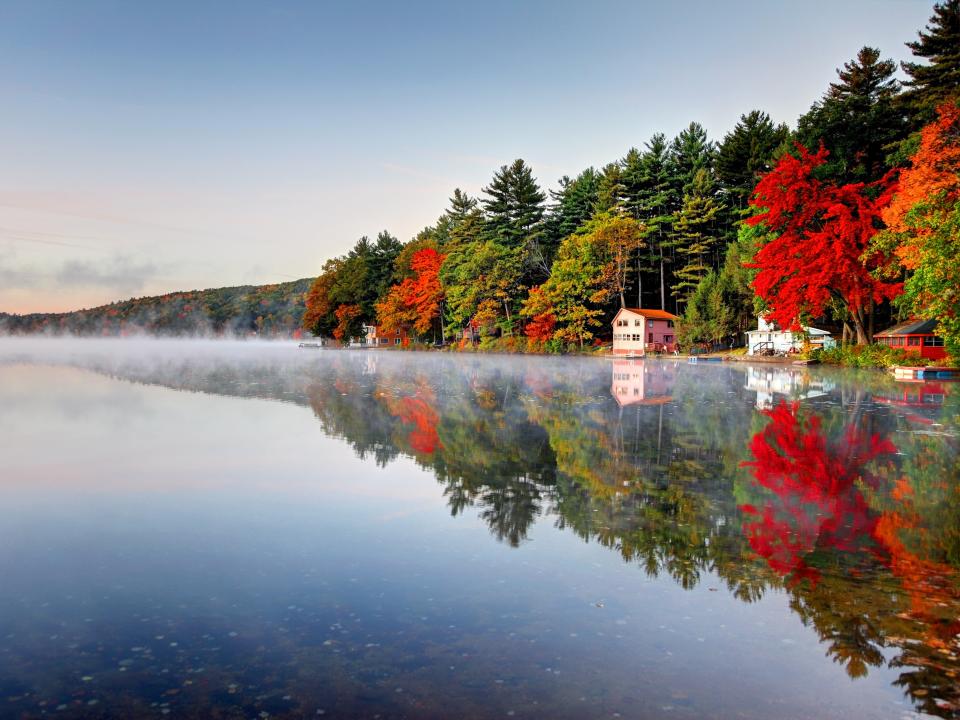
[637,256,643,308]
[619,291,626,309]
[852,308,869,345]
[659,258,666,310]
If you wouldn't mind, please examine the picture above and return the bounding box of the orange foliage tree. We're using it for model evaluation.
[878,102,960,356]
[332,303,362,342]
[521,286,557,343]
[376,248,447,338]
[883,103,960,247]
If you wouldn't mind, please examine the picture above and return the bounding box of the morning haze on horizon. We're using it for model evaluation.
[0,0,931,315]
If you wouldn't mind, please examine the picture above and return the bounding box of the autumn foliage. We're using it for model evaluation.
[376,248,447,337]
[383,381,442,455]
[739,401,896,585]
[522,286,557,342]
[332,303,361,341]
[747,145,901,343]
[882,103,960,250]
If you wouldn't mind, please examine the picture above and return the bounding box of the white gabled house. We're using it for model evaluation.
[745,316,835,356]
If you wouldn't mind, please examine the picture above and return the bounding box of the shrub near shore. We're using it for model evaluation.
[811,344,938,368]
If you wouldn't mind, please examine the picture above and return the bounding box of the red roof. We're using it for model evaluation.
[618,308,679,321]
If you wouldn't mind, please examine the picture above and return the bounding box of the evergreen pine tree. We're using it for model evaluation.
[797,47,907,183]
[902,0,960,118]
[632,134,677,309]
[482,159,546,247]
[369,231,403,301]
[595,162,629,214]
[671,169,722,309]
[670,122,716,197]
[543,168,600,258]
[482,159,547,282]
[716,110,790,210]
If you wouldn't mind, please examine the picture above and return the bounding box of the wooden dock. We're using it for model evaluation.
[891,365,959,381]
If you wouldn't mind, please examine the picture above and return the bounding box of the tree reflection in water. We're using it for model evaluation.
[739,399,895,586]
[36,349,960,717]
[740,396,960,713]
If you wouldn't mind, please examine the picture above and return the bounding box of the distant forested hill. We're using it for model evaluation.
[0,278,315,337]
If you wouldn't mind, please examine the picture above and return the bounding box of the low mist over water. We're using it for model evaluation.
[1,339,958,719]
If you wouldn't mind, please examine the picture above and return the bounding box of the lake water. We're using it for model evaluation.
[0,339,958,719]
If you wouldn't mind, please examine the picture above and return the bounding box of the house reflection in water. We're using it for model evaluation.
[874,381,951,426]
[610,358,677,406]
[745,366,836,409]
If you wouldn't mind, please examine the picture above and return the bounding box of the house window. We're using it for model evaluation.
[908,336,920,346]
[634,319,642,327]
[924,335,945,347]
[380,338,388,344]
[664,335,673,343]
[894,337,904,346]
[395,337,401,345]
[667,320,674,328]
[648,332,653,343]
[647,320,654,328]
[633,334,641,342]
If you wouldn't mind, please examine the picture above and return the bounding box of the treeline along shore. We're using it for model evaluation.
[297,2,960,360]
[3,3,959,360]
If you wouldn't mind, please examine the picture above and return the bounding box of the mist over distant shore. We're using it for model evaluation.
[0,278,314,338]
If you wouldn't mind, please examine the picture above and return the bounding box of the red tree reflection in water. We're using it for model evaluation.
[385,384,442,456]
[740,401,896,585]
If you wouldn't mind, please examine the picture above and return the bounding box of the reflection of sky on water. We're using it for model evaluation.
[0,339,957,719]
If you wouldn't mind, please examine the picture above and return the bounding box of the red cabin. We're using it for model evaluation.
[874,319,947,361]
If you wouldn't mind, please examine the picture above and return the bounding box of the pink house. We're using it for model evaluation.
[611,308,679,356]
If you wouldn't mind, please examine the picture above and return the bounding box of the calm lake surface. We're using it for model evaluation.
[1,339,958,720]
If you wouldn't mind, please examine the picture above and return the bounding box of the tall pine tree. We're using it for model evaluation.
[671,169,722,310]
[670,122,716,197]
[716,110,790,210]
[629,134,677,309]
[797,47,907,183]
[902,0,960,118]
[482,159,547,282]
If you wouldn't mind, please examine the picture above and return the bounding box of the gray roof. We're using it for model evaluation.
[876,318,939,336]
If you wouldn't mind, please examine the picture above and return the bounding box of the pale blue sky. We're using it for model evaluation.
[0,0,934,312]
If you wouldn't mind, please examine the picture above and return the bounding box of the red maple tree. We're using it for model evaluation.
[747,145,901,343]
